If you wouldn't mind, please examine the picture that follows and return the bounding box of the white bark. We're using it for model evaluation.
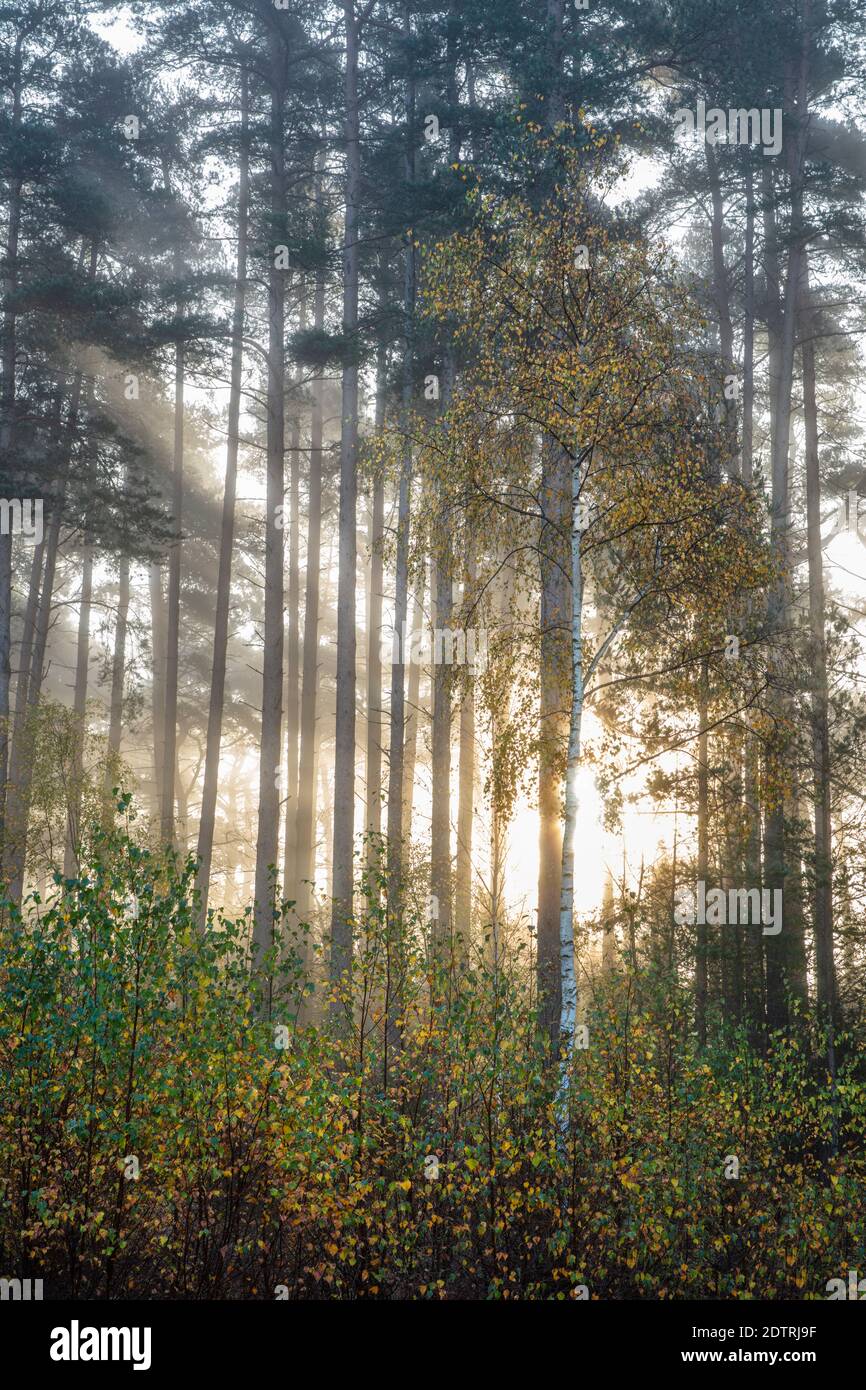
[558,456,584,1081]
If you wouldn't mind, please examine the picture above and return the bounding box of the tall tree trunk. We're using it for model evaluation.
[761,165,787,1034]
[428,9,465,959]
[330,0,361,1000]
[386,2,416,906]
[742,160,756,484]
[802,257,838,1070]
[0,529,11,853]
[149,564,166,818]
[695,660,709,1046]
[430,553,453,951]
[160,282,185,846]
[365,339,387,849]
[537,437,570,1044]
[13,536,44,747]
[489,787,505,976]
[4,354,88,902]
[764,32,810,1031]
[536,0,568,1050]
[106,552,130,793]
[787,774,809,1013]
[430,406,453,952]
[284,275,306,899]
[253,34,287,971]
[740,156,763,1033]
[63,540,93,878]
[487,553,515,975]
[601,868,616,975]
[454,549,476,949]
[705,141,738,472]
[319,748,332,896]
[197,70,249,924]
[0,38,23,849]
[295,177,325,921]
[558,455,583,1082]
[401,583,425,828]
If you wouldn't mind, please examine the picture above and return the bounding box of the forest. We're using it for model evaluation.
[1,0,866,1306]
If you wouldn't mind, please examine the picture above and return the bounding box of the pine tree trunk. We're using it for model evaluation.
[4,361,86,902]
[13,536,44,749]
[740,157,763,1033]
[365,339,387,848]
[197,70,249,924]
[160,318,185,848]
[742,160,756,483]
[295,185,325,922]
[764,40,810,1031]
[401,584,425,829]
[330,0,362,999]
[284,274,306,899]
[149,563,166,818]
[63,542,93,878]
[253,35,288,971]
[106,552,130,790]
[695,660,709,1045]
[802,259,838,1032]
[386,3,416,905]
[705,141,738,471]
[0,44,23,850]
[0,529,11,849]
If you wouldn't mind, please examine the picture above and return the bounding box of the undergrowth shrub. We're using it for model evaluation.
[0,807,863,1300]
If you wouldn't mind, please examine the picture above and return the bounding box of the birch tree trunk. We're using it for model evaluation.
[538,437,570,1044]
[537,0,568,1047]
[558,457,583,1073]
